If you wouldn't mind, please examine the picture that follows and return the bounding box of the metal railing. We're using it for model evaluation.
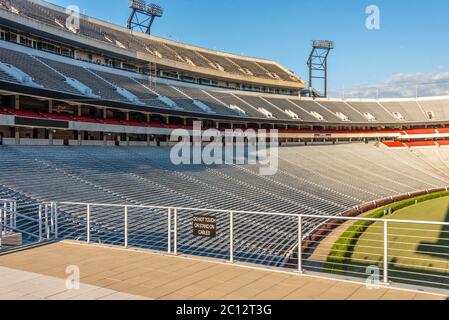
[0,199,17,249]
[38,202,58,241]
[38,201,449,291]
[0,199,17,233]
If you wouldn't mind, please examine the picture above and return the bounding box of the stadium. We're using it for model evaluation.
[0,0,449,301]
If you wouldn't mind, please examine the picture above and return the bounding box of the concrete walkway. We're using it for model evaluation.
[0,266,149,300]
[0,241,446,300]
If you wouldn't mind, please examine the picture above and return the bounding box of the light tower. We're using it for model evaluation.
[127,0,164,35]
[307,40,335,97]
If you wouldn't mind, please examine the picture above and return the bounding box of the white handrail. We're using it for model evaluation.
[53,201,449,227]
[40,200,449,290]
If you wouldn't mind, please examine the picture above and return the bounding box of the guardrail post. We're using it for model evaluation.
[230,212,234,263]
[38,204,42,241]
[87,204,91,244]
[383,220,389,284]
[0,207,3,243]
[2,202,6,229]
[54,202,58,239]
[50,202,55,234]
[298,215,303,273]
[9,202,13,228]
[44,204,50,240]
[173,208,178,255]
[167,208,171,253]
[13,201,17,228]
[124,206,128,249]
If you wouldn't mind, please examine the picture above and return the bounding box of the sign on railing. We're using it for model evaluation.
[192,215,217,238]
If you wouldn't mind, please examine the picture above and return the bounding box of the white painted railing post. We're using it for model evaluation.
[167,208,171,253]
[2,202,6,229]
[0,206,3,243]
[230,212,234,263]
[13,201,17,228]
[173,208,178,255]
[44,204,50,240]
[38,204,42,241]
[383,220,389,284]
[124,206,128,249]
[9,202,13,228]
[54,202,58,239]
[86,204,91,244]
[298,215,303,273]
[50,202,55,234]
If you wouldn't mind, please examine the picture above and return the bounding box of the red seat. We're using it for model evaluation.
[10,109,46,119]
[72,116,100,124]
[404,141,436,148]
[437,140,449,146]
[383,141,405,148]
[403,129,436,135]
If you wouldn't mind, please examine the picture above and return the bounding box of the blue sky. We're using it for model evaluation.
[49,0,449,95]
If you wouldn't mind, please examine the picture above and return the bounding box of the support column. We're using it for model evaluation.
[48,100,53,113]
[14,95,20,110]
[103,108,107,119]
[49,130,54,145]
[147,134,151,146]
[77,105,82,117]
[14,127,20,145]
[77,131,82,146]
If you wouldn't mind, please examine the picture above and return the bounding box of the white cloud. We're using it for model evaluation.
[330,71,449,99]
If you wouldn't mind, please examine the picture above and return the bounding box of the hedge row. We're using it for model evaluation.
[324,190,449,273]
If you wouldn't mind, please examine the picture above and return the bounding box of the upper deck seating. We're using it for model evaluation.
[380,101,427,122]
[0,48,80,94]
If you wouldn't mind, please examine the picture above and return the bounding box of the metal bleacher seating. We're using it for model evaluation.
[1,144,449,265]
[379,100,427,122]
[235,95,291,120]
[175,86,241,117]
[2,41,449,123]
[419,99,449,121]
[0,48,80,94]
[89,70,172,110]
[345,101,396,123]
[6,0,301,84]
[36,57,125,101]
[317,101,368,123]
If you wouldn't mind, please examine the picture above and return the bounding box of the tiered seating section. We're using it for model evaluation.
[4,0,300,83]
[1,144,449,265]
[1,40,449,124]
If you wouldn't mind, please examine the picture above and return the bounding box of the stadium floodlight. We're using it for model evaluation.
[311,40,335,50]
[129,0,146,12]
[146,3,163,17]
[127,0,164,35]
[307,40,335,98]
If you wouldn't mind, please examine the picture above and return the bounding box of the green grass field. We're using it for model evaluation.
[348,196,449,287]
